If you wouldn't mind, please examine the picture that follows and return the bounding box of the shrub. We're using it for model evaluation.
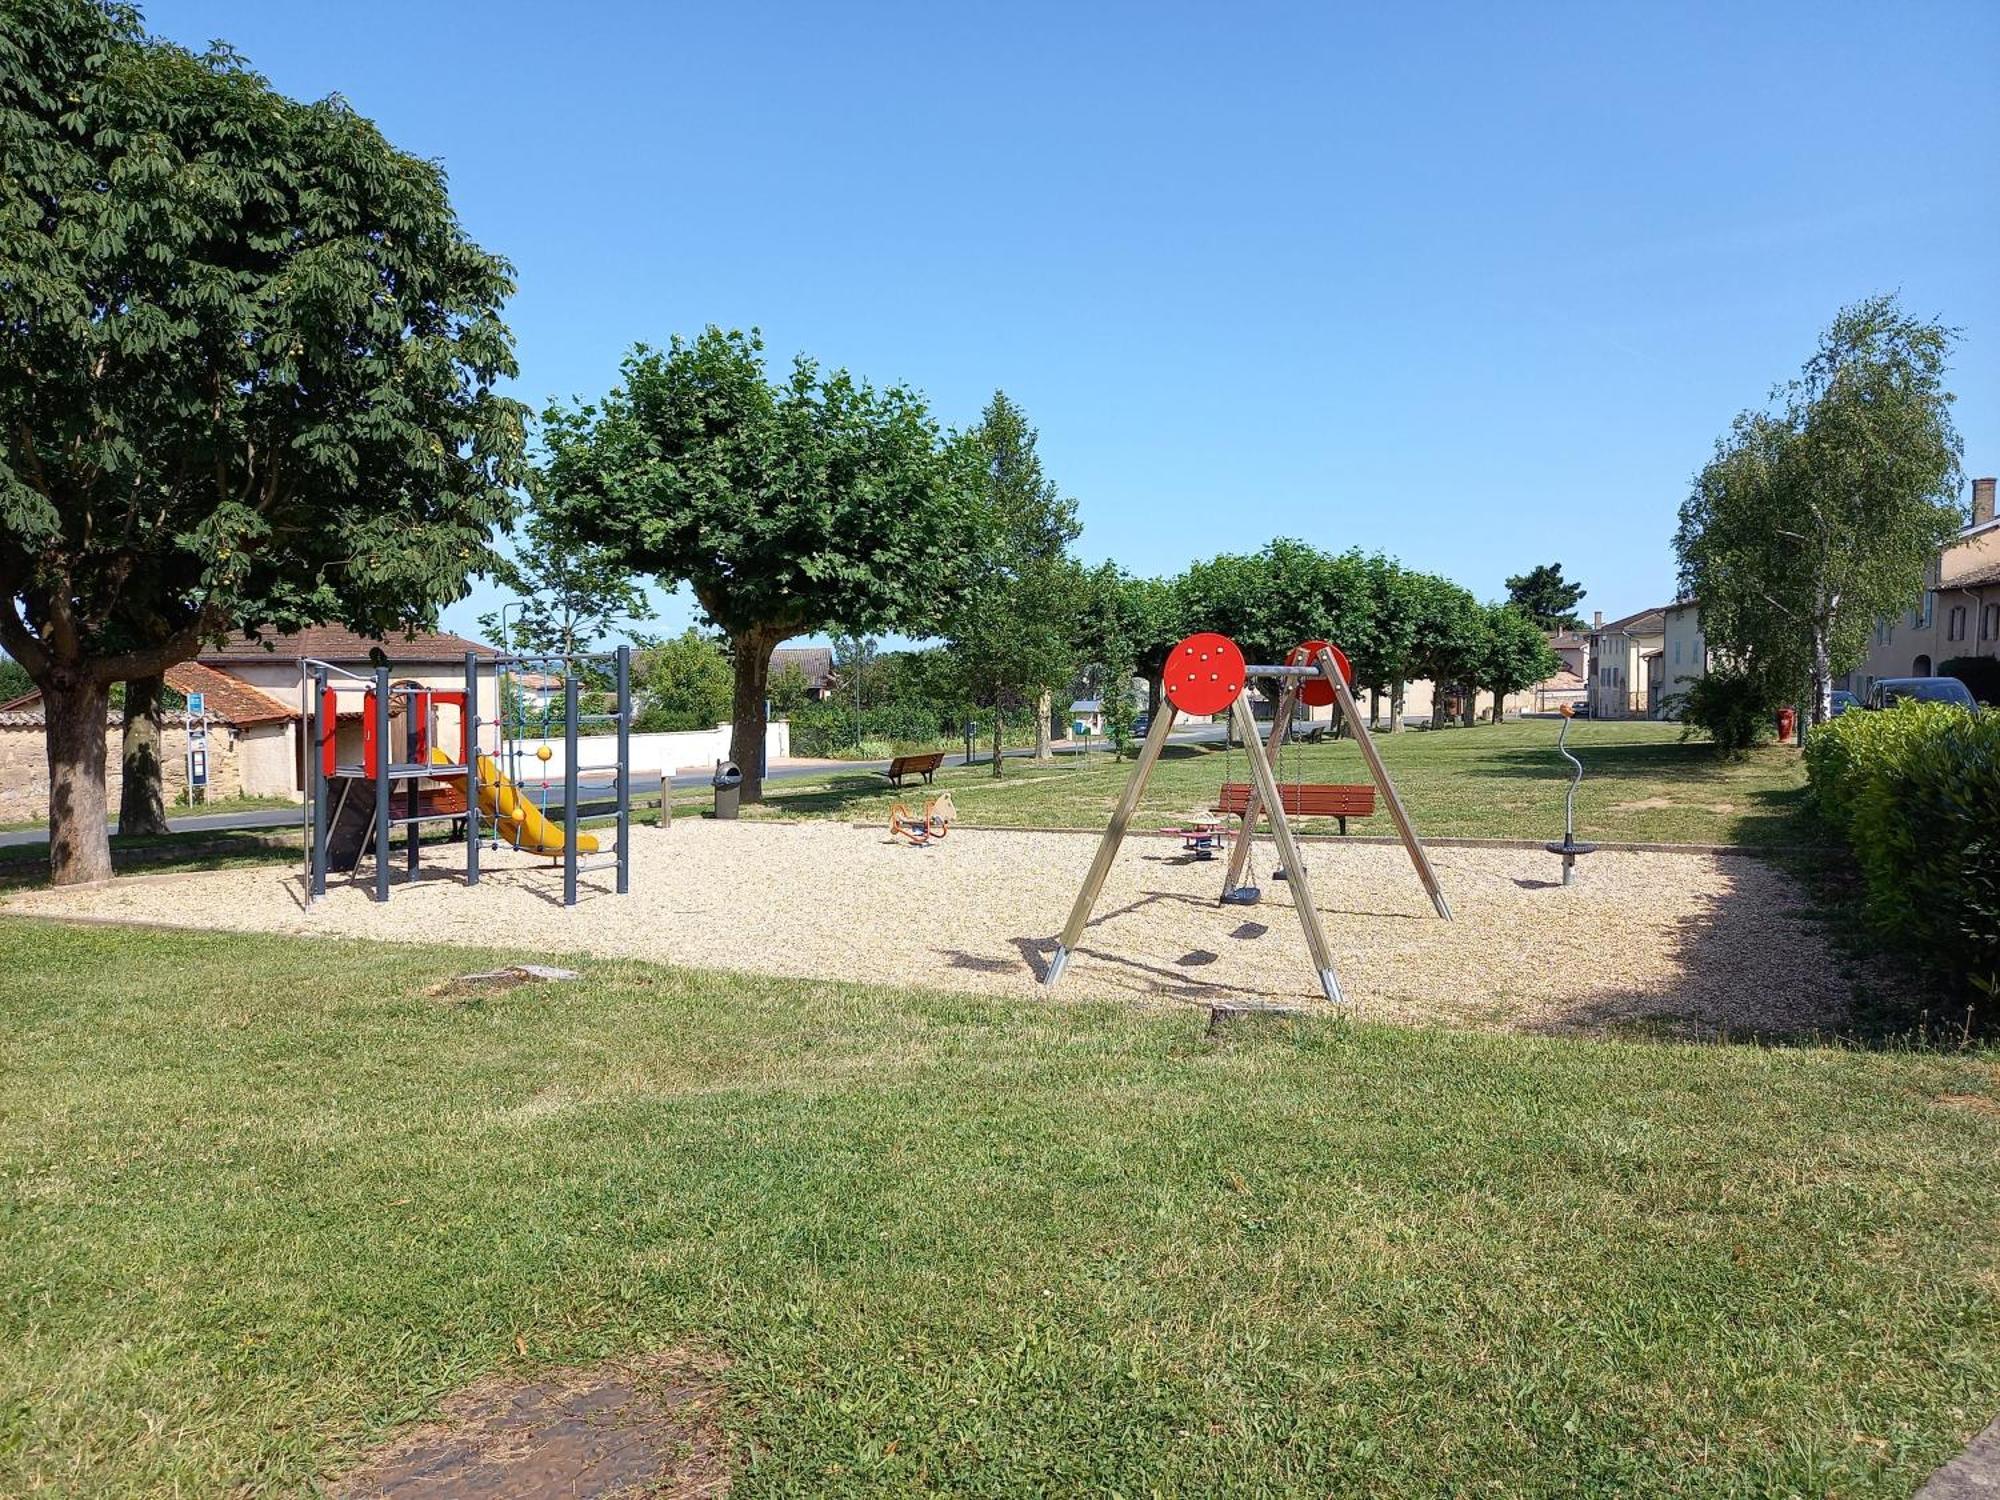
[1940,655,2000,707]
[1674,666,1780,753]
[1805,702,2000,1002]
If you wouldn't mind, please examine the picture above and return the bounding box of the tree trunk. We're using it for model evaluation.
[118,674,173,837]
[1368,688,1382,729]
[1389,681,1405,733]
[729,626,781,803]
[1035,689,1054,762]
[43,674,114,886]
[991,707,1005,778]
[1460,689,1477,728]
[1809,627,1834,726]
[1146,673,1162,718]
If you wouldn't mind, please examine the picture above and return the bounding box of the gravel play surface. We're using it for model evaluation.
[3,821,1850,1035]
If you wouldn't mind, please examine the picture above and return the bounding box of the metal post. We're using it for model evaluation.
[310,664,329,902]
[615,643,631,895]
[373,666,391,903]
[1221,677,1303,901]
[1230,695,1345,1004]
[563,670,580,907]
[464,651,480,888]
[1319,647,1452,921]
[405,683,420,877]
[1043,703,1179,990]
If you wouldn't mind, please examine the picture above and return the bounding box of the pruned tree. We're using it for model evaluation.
[1471,603,1560,723]
[1343,553,1423,731]
[0,2,527,882]
[541,329,979,801]
[1676,296,1964,726]
[945,393,1083,777]
[1404,575,1483,727]
[1504,563,1588,631]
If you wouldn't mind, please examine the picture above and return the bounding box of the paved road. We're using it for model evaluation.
[0,726,1227,848]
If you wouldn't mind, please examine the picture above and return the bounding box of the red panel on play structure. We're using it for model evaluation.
[1163,633,1246,715]
[1289,640,1352,706]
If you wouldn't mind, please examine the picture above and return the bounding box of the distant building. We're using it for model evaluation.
[1842,476,2000,697]
[1660,602,1708,710]
[769,646,836,701]
[1586,606,1671,719]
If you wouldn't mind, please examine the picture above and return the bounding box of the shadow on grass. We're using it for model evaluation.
[1465,740,1789,782]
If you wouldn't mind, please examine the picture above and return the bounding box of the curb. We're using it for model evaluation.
[843,821,1805,858]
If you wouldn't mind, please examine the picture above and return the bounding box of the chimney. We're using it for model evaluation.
[1975,476,1996,528]
[1592,610,1603,630]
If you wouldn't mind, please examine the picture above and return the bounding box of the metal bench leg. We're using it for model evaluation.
[1338,815,1347,836]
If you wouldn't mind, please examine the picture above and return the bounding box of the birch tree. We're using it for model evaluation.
[1676,297,1964,726]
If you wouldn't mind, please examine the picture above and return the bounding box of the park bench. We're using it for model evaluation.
[1214,781,1376,835]
[880,751,947,787]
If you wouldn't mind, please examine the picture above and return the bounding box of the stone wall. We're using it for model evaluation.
[0,719,249,824]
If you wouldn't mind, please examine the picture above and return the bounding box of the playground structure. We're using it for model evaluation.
[1043,631,1451,1004]
[302,648,633,907]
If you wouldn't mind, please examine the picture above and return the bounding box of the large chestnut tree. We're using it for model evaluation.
[0,2,527,882]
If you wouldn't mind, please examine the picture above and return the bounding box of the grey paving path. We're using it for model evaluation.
[1916,1416,2000,1499]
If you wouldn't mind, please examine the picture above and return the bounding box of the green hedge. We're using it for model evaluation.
[1805,704,1999,1002]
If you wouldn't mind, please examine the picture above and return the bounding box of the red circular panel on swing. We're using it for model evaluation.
[1163,633,1246,715]
[1289,640,1352,705]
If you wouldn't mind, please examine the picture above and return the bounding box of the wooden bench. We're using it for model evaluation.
[880,751,946,787]
[1214,781,1376,835]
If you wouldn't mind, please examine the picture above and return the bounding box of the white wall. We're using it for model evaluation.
[500,721,791,782]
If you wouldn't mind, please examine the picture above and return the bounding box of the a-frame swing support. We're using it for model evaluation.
[1042,631,1450,1006]
[1221,648,1452,922]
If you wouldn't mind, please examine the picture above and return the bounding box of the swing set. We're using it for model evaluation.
[1043,631,1451,1004]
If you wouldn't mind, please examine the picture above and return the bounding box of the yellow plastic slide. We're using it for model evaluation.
[430,749,598,856]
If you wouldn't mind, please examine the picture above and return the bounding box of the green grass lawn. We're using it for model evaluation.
[3,920,1994,1496]
[717,721,1813,848]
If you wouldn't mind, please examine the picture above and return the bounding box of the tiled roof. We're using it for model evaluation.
[1944,557,2000,589]
[771,646,835,687]
[1593,605,1670,636]
[200,625,496,664]
[0,662,296,728]
[165,662,297,725]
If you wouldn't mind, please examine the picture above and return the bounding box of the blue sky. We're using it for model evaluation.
[149,0,2000,645]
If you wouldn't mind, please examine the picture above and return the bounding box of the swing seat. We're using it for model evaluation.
[1214,782,1376,835]
[1159,820,1222,858]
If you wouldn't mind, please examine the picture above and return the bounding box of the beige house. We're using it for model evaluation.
[1586,606,1670,718]
[1659,602,1709,710]
[1842,476,2000,698]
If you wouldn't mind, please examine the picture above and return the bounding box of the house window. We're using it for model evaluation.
[1984,604,1999,642]
[1673,640,1682,665]
[1948,606,1967,642]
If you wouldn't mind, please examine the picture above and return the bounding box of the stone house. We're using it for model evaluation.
[0,626,500,824]
[0,661,295,823]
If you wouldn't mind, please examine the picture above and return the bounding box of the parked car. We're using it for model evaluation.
[1865,677,1978,711]
[1829,690,1859,716]
[1132,713,1151,740]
